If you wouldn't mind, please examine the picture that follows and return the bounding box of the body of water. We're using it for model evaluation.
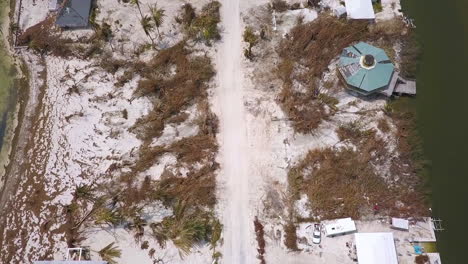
[402,0,468,263]
[0,0,15,151]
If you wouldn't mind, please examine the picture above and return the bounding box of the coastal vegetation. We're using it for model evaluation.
[243,26,258,60]
[12,0,224,260]
[98,242,122,264]
[179,2,222,44]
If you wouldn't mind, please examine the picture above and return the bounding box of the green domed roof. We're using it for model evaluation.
[339,42,395,94]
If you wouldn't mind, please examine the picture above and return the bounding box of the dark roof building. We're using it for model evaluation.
[56,0,93,28]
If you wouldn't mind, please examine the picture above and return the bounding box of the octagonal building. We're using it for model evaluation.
[338,42,395,96]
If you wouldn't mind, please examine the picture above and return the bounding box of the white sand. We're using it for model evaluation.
[215,0,255,262]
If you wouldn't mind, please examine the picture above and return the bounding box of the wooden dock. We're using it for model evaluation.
[380,72,417,97]
[394,77,417,95]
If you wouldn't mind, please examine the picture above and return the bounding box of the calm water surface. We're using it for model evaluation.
[403,0,468,263]
[0,1,14,150]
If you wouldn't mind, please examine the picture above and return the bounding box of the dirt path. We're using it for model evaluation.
[216,0,254,263]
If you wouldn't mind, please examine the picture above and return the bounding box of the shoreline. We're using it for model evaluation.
[0,0,32,209]
[0,0,18,191]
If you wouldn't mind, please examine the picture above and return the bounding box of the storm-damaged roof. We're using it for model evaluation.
[56,0,92,28]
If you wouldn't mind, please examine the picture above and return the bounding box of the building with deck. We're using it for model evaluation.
[339,42,395,95]
[338,42,416,97]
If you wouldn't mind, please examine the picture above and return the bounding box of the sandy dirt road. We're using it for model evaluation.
[216,0,255,263]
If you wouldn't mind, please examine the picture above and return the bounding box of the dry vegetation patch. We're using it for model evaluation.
[112,40,219,254]
[17,17,73,57]
[57,2,223,257]
[254,217,266,263]
[292,147,388,219]
[288,115,428,219]
[284,222,299,251]
[131,42,215,141]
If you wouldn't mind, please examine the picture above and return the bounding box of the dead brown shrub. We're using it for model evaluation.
[154,163,219,208]
[284,222,299,251]
[167,112,189,125]
[298,148,387,219]
[415,254,429,264]
[291,136,428,218]
[254,217,266,263]
[17,17,73,57]
[99,55,126,74]
[131,42,215,140]
[167,133,218,165]
[378,118,390,133]
[271,0,289,12]
[337,121,375,145]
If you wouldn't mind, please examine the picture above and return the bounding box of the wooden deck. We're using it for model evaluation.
[394,77,417,95]
[379,72,417,97]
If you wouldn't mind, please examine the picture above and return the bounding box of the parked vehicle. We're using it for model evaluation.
[312,224,321,244]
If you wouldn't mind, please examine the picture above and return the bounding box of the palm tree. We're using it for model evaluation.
[131,0,154,45]
[94,207,123,226]
[98,242,121,264]
[131,0,144,18]
[149,3,166,39]
[140,15,155,45]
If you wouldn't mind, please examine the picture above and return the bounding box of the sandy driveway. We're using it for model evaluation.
[216,0,255,263]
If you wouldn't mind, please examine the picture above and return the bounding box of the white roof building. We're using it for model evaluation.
[392,218,409,231]
[34,248,107,264]
[344,0,376,19]
[355,233,398,264]
[325,217,357,237]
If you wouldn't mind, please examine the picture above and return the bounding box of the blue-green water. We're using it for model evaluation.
[403,0,468,263]
[0,2,14,151]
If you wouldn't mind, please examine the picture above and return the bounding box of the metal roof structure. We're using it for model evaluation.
[338,42,395,95]
[355,233,398,264]
[34,248,107,264]
[56,0,93,28]
[344,0,376,19]
[392,218,409,231]
[325,217,357,237]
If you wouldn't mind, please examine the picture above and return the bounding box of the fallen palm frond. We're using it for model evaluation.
[98,242,122,264]
[150,201,220,256]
